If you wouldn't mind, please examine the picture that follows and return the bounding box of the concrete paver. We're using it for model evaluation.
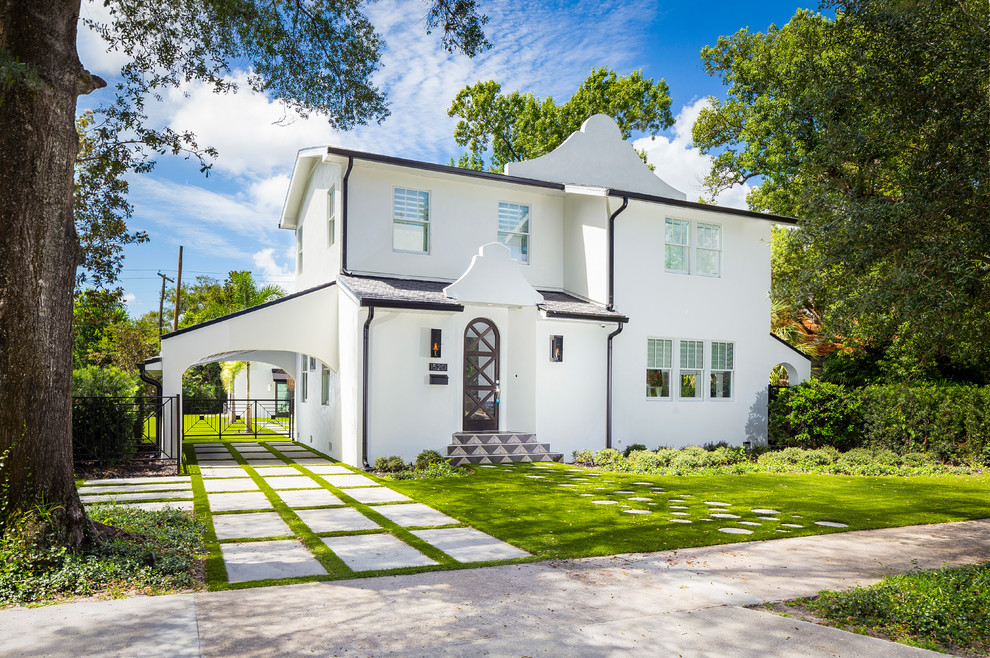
[411,527,530,562]
[83,500,195,512]
[345,487,411,504]
[78,482,193,493]
[321,534,437,571]
[372,502,460,528]
[79,490,194,503]
[200,477,259,493]
[206,491,273,512]
[213,512,293,540]
[320,473,378,487]
[305,464,353,475]
[294,507,380,533]
[276,488,344,508]
[220,540,327,582]
[261,475,321,490]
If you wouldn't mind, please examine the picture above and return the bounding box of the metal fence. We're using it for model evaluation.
[182,397,294,441]
[72,394,181,470]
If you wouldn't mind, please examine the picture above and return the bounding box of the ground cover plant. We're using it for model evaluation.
[388,463,990,559]
[0,504,207,606]
[769,563,990,656]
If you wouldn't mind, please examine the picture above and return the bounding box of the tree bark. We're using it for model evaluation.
[0,0,103,545]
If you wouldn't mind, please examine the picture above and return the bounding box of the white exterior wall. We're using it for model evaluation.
[609,201,808,449]
[294,162,342,290]
[562,194,609,304]
[231,362,278,400]
[293,352,341,459]
[345,165,565,289]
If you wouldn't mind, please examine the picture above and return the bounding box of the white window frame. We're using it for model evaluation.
[695,222,722,277]
[664,218,690,274]
[709,341,734,400]
[327,186,336,248]
[300,355,309,402]
[678,339,705,400]
[497,201,532,264]
[646,338,672,400]
[392,187,430,254]
[296,225,304,274]
[320,365,330,405]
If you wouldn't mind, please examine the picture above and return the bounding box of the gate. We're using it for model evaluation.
[182,397,294,441]
[72,394,181,471]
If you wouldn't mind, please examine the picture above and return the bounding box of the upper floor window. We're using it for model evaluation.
[664,218,722,277]
[327,187,336,248]
[664,219,690,273]
[696,222,721,277]
[498,202,531,264]
[393,187,430,253]
[296,226,304,274]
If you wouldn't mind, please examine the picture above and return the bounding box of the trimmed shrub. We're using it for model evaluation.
[373,455,407,472]
[571,449,594,464]
[768,380,861,450]
[622,443,647,458]
[593,448,625,469]
[415,450,445,469]
[628,450,665,471]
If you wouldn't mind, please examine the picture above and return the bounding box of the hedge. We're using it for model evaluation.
[769,380,990,465]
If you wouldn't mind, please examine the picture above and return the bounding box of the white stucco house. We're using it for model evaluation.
[153,115,809,467]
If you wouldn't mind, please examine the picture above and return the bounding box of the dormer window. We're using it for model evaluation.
[393,187,430,253]
[498,202,531,264]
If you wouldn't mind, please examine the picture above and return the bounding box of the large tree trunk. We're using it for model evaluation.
[0,0,103,545]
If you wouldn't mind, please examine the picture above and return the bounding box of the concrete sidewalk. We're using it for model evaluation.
[3,519,988,657]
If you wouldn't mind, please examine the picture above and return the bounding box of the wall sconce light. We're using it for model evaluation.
[430,328,442,358]
[550,335,563,362]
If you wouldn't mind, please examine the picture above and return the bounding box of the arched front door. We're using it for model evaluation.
[463,318,499,432]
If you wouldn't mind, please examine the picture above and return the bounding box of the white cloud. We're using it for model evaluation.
[77,0,130,78]
[635,98,753,209]
[122,292,136,305]
[252,249,294,292]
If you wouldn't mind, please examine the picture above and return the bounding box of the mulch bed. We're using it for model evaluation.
[76,462,182,480]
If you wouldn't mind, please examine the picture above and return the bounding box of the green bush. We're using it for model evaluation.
[768,380,861,450]
[373,455,407,472]
[593,448,624,468]
[628,450,665,471]
[415,449,445,469]
[571,449,594,464]
[387,461,466,480]
[622,443,646,457]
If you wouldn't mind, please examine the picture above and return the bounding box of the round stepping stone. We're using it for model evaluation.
[792,514,803,518]
[814,521,848,528]
[704,502,731,507]
[627,497,651,501]
[758,516,780,521]
[668,499,688,503]
[579,493,593,497]
[669,505,688,509]
[670,512,689,516]
[751,508,780,515]
[776,529,790,533]
[781,523,804,528]
[718,527,752,535]
[670,519,692,524]
[738,521,761,526]
[592,500,617,505]
[479,465,497,468]
[614,490,634,494]
[632,482,652,485]
[623,509,651,515]
[710,513,740,519]
[558,483,577,487]
[700,518,714,522]
[525,475,545,479]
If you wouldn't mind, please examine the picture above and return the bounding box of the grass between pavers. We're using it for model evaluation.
[188,442,539,592]
[385,462,990,559]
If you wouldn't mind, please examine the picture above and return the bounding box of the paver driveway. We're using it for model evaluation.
[78,441,528,585]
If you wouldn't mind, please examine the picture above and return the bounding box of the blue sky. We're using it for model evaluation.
[76,0,819,317]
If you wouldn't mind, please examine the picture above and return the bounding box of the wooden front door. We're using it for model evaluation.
[463,318,500,432]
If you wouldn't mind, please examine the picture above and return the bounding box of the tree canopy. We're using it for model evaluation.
[694,0,990,381]
[448,67,674,171]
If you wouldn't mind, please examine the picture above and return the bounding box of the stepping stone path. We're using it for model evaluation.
[718,527,752,535]
[814,521,849,528]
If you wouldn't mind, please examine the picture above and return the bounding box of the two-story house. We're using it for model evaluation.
[156,115,809,466]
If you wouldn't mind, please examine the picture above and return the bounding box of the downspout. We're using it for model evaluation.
[137,361,163,399]
[340,155,354,274]
[607,196,629,312]
[361,305,375,469]
[606,321,624,449]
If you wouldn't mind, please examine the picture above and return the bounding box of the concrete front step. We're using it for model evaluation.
[450,432,538,446]
[448,453,564,466]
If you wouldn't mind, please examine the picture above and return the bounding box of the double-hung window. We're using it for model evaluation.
[327,187,336,247]
[296,226,304,273]
[710,341,734,398]
[646,338,672,398]
[664,219,690,273]
[678,340,704,399]
[498,202,531,264]
[320,365,330,405]
[696,222,721,276]
[393,188,430,253]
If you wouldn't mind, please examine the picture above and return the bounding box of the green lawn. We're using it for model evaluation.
[387,462,990,559]
[142,414,290,439]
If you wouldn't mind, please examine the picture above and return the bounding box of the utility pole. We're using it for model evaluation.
[173,246,183,332]
[156,271,174,337]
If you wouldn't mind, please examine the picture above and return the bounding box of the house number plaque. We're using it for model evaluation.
[429,363,448,372]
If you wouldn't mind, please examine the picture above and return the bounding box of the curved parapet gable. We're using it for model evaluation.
[444,243,544,307]
[504,114,686,200]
